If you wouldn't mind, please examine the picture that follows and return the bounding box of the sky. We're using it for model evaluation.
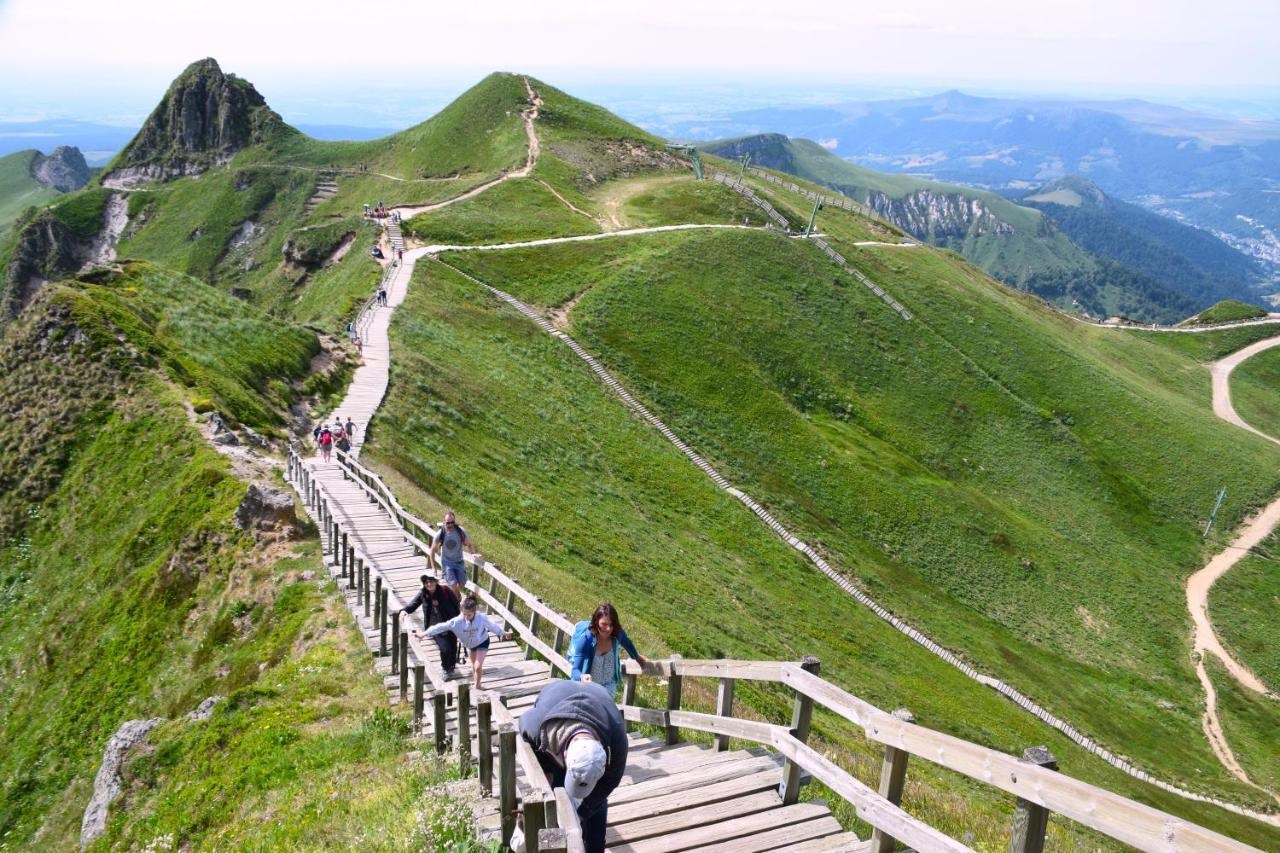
[2,0,1279,125]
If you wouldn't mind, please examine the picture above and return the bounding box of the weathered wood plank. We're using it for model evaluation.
[609,802,831,853]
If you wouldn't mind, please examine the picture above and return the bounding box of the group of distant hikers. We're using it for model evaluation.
[312,416,357,462]
[390,509,642,852]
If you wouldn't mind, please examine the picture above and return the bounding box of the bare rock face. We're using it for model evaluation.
[79,718,164,849]
[31,146,91,192]
[865,189,1015,240]
[2,214,81,319]
[101,58,292,187]
[234,482,299,533]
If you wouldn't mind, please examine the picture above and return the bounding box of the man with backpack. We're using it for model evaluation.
[429,510,475,599]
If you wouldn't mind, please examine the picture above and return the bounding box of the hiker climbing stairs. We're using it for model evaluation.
[281,239,1254,852]
[386,220,404,254]
[305,175,339,212]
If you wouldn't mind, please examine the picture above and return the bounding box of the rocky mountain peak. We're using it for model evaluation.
[102,58,291,187]
[30,146,90,192]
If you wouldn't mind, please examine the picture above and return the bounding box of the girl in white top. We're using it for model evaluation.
[426,596,512,689]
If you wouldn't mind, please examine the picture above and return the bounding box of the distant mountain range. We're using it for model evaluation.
[702,134,1267,321]
[666,91,1280,272]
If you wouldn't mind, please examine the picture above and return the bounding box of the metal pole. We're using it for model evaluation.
[1203,487,1227,539]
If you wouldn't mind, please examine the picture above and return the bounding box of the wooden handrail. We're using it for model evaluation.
[770,730,971,853]
[553,788,586,853]
[294,449,1256,852]
[471,583,572,675]
[619,656,1254,852]
[473,560,576,635]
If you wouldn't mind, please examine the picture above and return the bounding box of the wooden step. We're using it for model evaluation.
[611,802,832,853]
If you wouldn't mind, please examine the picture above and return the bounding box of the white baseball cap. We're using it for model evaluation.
[564,735,606,802]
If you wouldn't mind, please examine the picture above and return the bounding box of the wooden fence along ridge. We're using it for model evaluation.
[286,447,1257,852]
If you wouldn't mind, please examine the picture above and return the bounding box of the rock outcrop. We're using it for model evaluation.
[865,189,1015,240]
[2,214,81,319]
[30,146,91,192]
[101,58,292,188]
[79,718,164,849]
[234,482,299,534]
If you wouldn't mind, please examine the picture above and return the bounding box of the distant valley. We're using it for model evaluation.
[656,90,1280,276]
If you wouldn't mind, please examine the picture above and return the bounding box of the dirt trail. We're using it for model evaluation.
[389,78,542,222]
[535,179,594,221]
[1185,335,1280,798]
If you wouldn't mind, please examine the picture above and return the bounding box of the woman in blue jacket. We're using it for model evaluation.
[570,602,647,698]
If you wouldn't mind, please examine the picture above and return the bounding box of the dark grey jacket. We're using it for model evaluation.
[518,680,629,818]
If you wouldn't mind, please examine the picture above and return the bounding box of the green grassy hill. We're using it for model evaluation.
[368,159,1280,841]
[5,62,1280,848]
[1024,176,1267,311]
[0,150,61,233]
[0,264,472,849]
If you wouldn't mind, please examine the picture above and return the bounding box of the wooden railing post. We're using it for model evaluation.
[1010,747,1058,853]
[504,587,516,616]
[478,698,494,795]
[523,786,546,853]
[526,599,543,661]
[347,544,356,590]
[379,588,389,656]
[499,725,518,846]
[870,707,915,853]
[391,611,400,674]
[399,632,409,702]
[622,669,637,707]
[413,664,425,727]
[432,691,447,753]
[362,562,371,617]
[665,655,683,745]
[456,682,473,772]
[341,530,349,576]
[780,655,820,804]
[715,672,736,752]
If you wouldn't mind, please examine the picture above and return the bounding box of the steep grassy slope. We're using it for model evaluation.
[438,225,1280,809]
[403,178,600,245]
[360,256,1279,845]
[247,72,531,180]
[0,150,60,233]
[1229,341,1280,439]
[0,267,472,849]
[699,137,1205,322]
[1209,528,1280,695]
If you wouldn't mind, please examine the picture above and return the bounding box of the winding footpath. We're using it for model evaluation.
[1185,337,1280,800]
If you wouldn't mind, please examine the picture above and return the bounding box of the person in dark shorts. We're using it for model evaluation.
[400,574,461,674]
[429,510,474,599]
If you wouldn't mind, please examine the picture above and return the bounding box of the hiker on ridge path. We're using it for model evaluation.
[570,602,647,699]
[516,679,628,853]
[318,425,333,462]
[429,510,474,599]
[400,574,461,675]
[425,595,511,690]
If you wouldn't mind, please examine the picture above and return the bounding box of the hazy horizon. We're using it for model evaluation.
[3,0,1280,131]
